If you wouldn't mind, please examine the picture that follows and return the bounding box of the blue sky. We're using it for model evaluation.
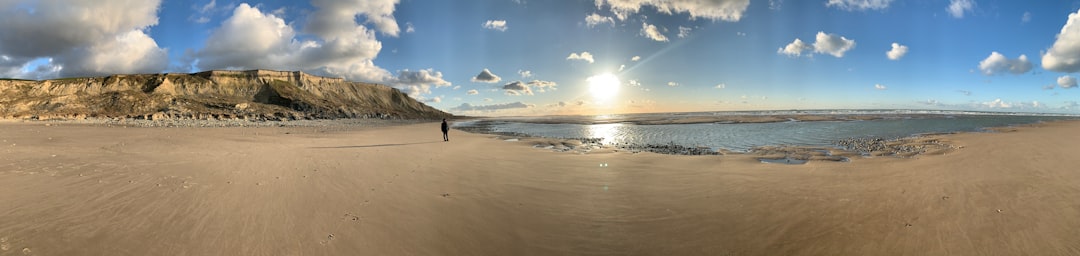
[2,0,1080,115]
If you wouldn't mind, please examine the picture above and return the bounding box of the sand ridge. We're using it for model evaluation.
[1,121,1079,255]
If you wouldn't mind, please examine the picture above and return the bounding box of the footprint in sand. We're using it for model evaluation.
[319,233,335,246]
[1,236,9,251]
[21,247,31,254]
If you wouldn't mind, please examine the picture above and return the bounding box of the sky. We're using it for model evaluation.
[2,0,1080,116]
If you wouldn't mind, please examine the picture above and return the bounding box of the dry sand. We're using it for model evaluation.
[1,120,1079,255]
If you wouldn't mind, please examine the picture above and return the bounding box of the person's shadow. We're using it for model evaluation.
[310,141,440,149]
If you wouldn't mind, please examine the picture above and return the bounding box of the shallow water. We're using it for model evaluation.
[455,112,1075,152]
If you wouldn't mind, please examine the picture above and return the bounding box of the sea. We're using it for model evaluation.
[453,109,1078,152]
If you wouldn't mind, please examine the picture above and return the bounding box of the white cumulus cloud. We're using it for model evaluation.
[192,1,413,85]
[471,68,501,83]
[631,56,641,61]
[0,0,168,79]
[529,80,558,92]
[678,26,693,38]
[886,42,908,60]
[518,69,533,78]
[778,32,856,58]
[466,89,479,95]
[482,20,508,31]
[1059,75,1078,89]
[813,31,857,58]
[826,0,893,11]
[778,38,812,57]
[502,81,532,95]
[585,13,614,27]
[391,69,452,98]
[947,0,975,18]
[641,22,669,42]
[567,51,595,63]
[874,84,887,90]
[978,52,1032,75]
[1042,8,1080,73]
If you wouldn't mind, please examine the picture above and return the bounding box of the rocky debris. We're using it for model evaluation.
[835,136,954,157]
[617,142,720,155]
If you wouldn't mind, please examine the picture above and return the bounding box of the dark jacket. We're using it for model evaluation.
[441,121,449,132]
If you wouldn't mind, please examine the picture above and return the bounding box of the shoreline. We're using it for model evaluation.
[455,117,1067,162]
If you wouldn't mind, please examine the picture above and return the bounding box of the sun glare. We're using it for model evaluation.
[587,73,620,101]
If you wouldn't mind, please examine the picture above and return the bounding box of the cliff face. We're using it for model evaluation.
[0,70,451,121]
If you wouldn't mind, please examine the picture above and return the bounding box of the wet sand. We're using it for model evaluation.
[1,120,1079,255]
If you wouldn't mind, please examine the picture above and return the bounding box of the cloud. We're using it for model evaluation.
[567,51,595,63]
[1059,75,1078,89]
[391,68,452,98]
[874,84,887,90]
[0,0,168,79]
[502,81,532,95]
[715,83,726,89]
[957,90,972,96]
[192,2,402,84]
[482,20,508,31]
[778,38,812,57]
[451,102,533,112]
[978,52,1032,75]
[812,32,857,58]
[678,26,693,38]
[826,0,893,11]
[1042,8,1080,73]
[471,68,501,83]
[641,22,669,42]
[501,80,558,95]
[594,0,751,22]
[467,89,479,95]
[405,22,415,33]
[886,42,908,60]
[947,0,975,18]
[528,80,558,92]
[585,13,614,27]
[667,81,680,87]
[778,32,856,58]
[1022,11,1031,23]
[307,0,400,37]
[190,0,232,24]
[631,56,641,61]
[518,69,532,78]
[982,98,1011,108]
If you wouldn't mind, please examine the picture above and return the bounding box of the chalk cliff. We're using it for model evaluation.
[0,70,451,121]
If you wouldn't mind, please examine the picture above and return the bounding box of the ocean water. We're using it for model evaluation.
[454,110,1077,152]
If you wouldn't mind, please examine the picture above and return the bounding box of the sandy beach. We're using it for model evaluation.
[2,120,1079,255]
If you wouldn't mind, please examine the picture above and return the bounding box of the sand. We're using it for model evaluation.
[1,120,1079,255]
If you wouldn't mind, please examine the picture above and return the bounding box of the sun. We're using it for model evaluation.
[586,73,621,101]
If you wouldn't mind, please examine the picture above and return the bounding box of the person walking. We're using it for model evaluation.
[441,118,450,141]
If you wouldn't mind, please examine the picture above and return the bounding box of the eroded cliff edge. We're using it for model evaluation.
[0,70,451,121]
